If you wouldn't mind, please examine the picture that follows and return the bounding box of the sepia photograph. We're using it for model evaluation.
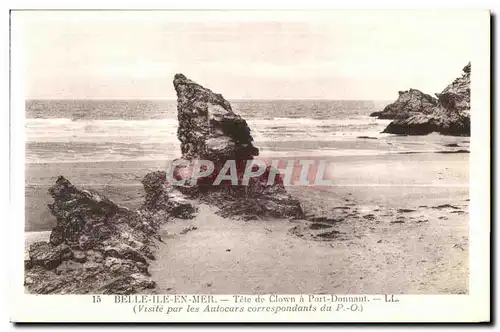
[9,8,491,323]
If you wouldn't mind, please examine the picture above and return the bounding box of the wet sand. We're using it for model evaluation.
[25,152,469,294]
[149,201,468,294]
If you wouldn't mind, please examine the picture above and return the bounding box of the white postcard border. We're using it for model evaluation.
[8,9,491,323]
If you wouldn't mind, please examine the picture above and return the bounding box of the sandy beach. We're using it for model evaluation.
[25,151,469,294]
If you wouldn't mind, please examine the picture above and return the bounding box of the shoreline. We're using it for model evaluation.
[24,152,469,294]
[25,152,468,232]
[25,152,469,232]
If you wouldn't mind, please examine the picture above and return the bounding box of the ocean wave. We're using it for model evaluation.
[25,118,179,143]
[24,116,399,163]
[25,148,442,164]
[259,117,391,125]
[26,118,179,127]
[26,117,388,126]
[26,156,174,164]
[25,117,391,143]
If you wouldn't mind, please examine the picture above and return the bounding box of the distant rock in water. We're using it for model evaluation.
[25,176,158,294]
[381,62,471,136]
[141,74,304,220]
[370,89,438,120]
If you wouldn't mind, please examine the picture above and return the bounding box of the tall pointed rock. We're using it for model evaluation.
[169,74,304,219]
[174,73,259,164]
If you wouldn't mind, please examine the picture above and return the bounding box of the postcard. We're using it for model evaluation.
[9,9,490,323]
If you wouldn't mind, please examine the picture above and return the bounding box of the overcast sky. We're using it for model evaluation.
[15,11,474,100]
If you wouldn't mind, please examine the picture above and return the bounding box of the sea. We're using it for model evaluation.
[25,99,466,164]
[24,99,471,235]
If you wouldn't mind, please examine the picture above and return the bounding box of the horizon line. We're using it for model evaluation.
[26,97,392,102]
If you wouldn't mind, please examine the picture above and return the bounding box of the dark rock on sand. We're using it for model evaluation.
[435,149,470,154]
[397,208,416,213]
[144,74,304,220]
[180,226,198,234]
[204,182,304,220]
[288,224,344,242]
[307,215,344,224]
[432,204,460,210]
[309,222,333,230]
[453,243,466,251]
[46,176,156,245]
[72,250,86,263]
[25,176,159,294]
[315,230,343,239]
[371,89,438,120]
[29,242,72,269]
[382,63,471,136]
[140,170,197,221]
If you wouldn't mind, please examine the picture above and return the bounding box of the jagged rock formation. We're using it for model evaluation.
[380,63,471,136]
[174,73,259,163]
[370,89,438,119]
[25,176,159,294]
[25,74,307,294]
[140,170,197,222]
[142,74,304,220]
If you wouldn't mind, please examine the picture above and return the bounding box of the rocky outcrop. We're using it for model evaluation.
[370,89,438,119]
[438,62,471,113]
[142,74,304,220]
[174,73,259,163]
[25,176,159,294]
[140,170,197,221]
[381,63,471,136]
[197,166,305,220]
[25,74,307,294]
